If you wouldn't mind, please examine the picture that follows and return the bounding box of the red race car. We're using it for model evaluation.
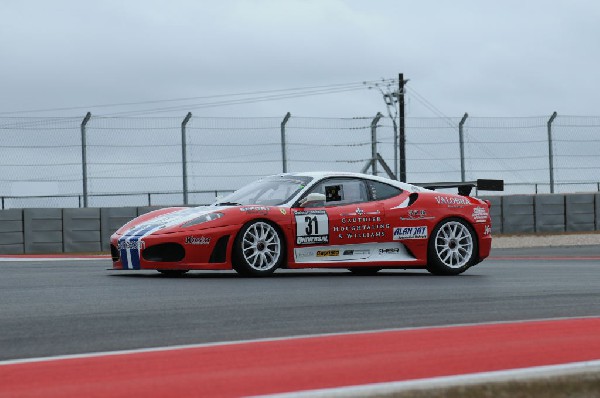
[110,172,503,277]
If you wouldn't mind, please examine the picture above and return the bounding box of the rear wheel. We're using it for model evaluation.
[232,221,284,277]
[157,270,189,277]
[427,218,478,275]
[348,267,381,275]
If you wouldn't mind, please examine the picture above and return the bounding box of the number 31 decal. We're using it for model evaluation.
[294,210,329,245]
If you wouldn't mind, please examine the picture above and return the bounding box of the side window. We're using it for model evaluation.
[367,181,403,201]
[305,178,368,207]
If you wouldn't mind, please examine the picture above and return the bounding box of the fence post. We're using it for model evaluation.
[181,112,192,205]
[281,112,291,173]
[547,111,558,194]
[459,112,469,182]
[80,112,91,208]
[370,112,383,175]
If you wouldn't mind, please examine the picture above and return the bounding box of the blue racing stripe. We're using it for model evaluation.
[128,224,159,270]
[118,224,150,270]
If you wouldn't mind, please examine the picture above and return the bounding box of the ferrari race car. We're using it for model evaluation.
[111,172,503,276]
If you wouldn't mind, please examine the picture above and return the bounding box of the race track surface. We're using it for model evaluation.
[1,245,599,361]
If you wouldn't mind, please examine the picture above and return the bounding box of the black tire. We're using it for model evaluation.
[157,269,189,277]
[232,220,284,277]
[348,267,382,275]
[427,217,478,276]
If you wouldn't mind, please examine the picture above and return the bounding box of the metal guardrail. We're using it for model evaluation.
[0,190,235,210]
[2,182,600,210]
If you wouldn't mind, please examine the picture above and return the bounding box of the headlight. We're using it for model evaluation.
[181,212,224,228]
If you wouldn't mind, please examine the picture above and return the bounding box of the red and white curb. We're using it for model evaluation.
[1,317,599,398]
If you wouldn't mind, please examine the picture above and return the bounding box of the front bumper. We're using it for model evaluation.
[110,224,239,270]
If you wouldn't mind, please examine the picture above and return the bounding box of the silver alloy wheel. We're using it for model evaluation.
[434,221,474,269]
[241,221,282,271]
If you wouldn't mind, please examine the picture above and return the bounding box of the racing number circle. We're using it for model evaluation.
[234,221,284,276]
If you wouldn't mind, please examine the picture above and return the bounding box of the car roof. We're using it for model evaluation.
[272,171,427,193]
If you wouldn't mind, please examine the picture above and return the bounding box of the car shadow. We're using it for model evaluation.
[107,269,482,279]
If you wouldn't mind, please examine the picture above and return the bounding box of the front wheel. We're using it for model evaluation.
[232,221,284,277]
[427,218,478,276]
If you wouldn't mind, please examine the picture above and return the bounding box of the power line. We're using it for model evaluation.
[102,84,387,116]
[0,79,396,116]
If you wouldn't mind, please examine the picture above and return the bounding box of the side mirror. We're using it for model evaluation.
[299,193,326,207]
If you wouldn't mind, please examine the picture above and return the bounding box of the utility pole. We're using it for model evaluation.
[398,73,407,182]
[80,112,92,208]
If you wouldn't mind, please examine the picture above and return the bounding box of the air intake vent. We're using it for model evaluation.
[209,236,230,263]
[142,243,185,262]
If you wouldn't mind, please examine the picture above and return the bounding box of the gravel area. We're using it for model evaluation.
[493,232,600,249]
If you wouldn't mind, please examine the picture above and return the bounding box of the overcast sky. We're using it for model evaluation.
[1,0,599,118]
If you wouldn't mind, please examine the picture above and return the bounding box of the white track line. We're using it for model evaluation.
[258,360,600,397]
[0,257,108,262]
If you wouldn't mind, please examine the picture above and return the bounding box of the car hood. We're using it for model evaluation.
[119,206,230,235]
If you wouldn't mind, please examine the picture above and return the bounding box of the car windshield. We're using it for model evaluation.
[214,176,313,206]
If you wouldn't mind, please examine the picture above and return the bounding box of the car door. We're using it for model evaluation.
[291,177,387,263]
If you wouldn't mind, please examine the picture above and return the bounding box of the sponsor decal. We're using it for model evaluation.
[484,224,492,236]
[279,208,287,215]
[185,236,211,245]
[297,236,329,244]
[295,210,329,245]
[117,240,146,251]
[344,231,385,239]
[316,250,340,257]
[400,209,435,221]
[393,226,428,240]
[335,210,389,240]
[334,224,390,232]
[379,248,400,254]
[434,196,471,206]
[343,249,370,256]
[340,209,381,217]
[472,206,489,223]
[240,206,270,214]
[341,216,382,224]
[295,250,315,259]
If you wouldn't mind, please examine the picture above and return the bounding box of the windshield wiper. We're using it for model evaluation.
[215,202,243,206]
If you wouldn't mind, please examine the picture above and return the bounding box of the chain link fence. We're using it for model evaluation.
[1,114,599,208]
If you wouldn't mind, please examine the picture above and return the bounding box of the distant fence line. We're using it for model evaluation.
[1,113,599,208]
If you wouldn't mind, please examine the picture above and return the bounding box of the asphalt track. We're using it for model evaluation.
[0,245,599,396]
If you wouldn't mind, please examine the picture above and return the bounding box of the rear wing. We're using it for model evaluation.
[415,179,504,196]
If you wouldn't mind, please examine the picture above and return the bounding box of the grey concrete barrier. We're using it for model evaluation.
[565,194,596,232]
[596,193,600,231]
[2,193,599,254]
[100,207,138,251]
[23,208,63,254]
[63,208,101,252]
[137,206,167,216]
[535,194,565,233]
[0,209,24,254]
[502,195,535,234]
